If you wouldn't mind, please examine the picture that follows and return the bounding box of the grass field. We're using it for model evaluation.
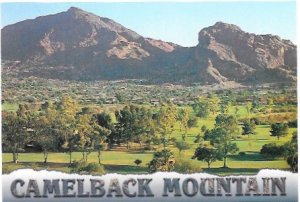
[2,104,296,175]
[2,103,18,112]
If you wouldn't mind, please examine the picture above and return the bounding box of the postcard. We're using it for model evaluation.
[1,1,298,202]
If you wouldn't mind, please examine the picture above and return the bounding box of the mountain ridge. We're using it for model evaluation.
[1,7,297,85]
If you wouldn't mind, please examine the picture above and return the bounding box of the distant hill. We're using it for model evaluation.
[1,7,297,85]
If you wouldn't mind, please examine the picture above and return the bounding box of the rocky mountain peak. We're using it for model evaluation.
[213,21,242,32]
[67,6,84,13]
[1,8,297,85]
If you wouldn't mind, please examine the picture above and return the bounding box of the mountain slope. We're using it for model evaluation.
[1,7,297,85]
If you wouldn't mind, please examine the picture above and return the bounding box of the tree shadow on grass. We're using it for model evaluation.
[228,152,279,161]
[104,164,148,174]
[202,167,260,176]
[3,162,149,174]
[3,162,71,174]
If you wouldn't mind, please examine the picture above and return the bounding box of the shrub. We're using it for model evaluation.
[70,160,105,174]
[288,120,297,128]
[239,152,246,156]
[260,143,284,159]
[69,160,87,172]
[85,163,105,174]
[134,159,142,167]
[174,158,202,173]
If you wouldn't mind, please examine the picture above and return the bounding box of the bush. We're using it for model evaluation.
[173,158,202,173]
[260,143,284,159]
[85,163,105,174]
[288,120,297,128]
[70,160,105,174]
[134,159,142,166]
[69,160,86,172]
[239,152,246,156]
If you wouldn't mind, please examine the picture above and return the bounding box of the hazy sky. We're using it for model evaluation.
[1,2,297,46]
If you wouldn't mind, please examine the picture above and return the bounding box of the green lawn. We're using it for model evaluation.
[2,103,18,112]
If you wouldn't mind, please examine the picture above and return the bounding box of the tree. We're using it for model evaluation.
[192,146,221,168]
[148,149,174,172]
[209,114,240,168]
[33,108,61,163]
[283,132,297,172]
[270,123,289,140]
[92,125,110,165]
[178,108,191,141]
[57,97,78,164]
[95,112,116,149]
[242,119,256,137]
[208,94,220,115]
[2,112,28,163]
[76,114,96,162]
[192,97,210,118]
[220,97,230,114]
[115,105,153,149]
[134,159,142,167]
[209,128,239,168]
[156,104,178,149]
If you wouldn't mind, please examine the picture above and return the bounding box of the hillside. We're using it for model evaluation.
[1,7,297,85]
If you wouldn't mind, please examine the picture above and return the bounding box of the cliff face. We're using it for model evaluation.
[193,22,297,83]
[1,8,297,84]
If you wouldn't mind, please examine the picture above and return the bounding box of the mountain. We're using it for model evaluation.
[1,7,297,85]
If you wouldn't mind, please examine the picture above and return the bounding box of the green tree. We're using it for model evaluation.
[96,112,115,148]
[283,132,297,172]
[92,125,110,165]
[209,114,240,168]
[76,114,96,162]
[178,108,191,141]
[33,107,61,163]
[208,94,220,115]
[2,112,28,163]
[270,123,289,140]
[148,149,174,172]
[192,97,210,118]
[242,119,256,137]
[156,104,178,149]
[220,97,230,114]
[115,105,153,149]
[57,97,78,164]
[192,146,221,168]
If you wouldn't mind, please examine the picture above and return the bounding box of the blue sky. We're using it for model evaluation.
[1,2,297,46]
